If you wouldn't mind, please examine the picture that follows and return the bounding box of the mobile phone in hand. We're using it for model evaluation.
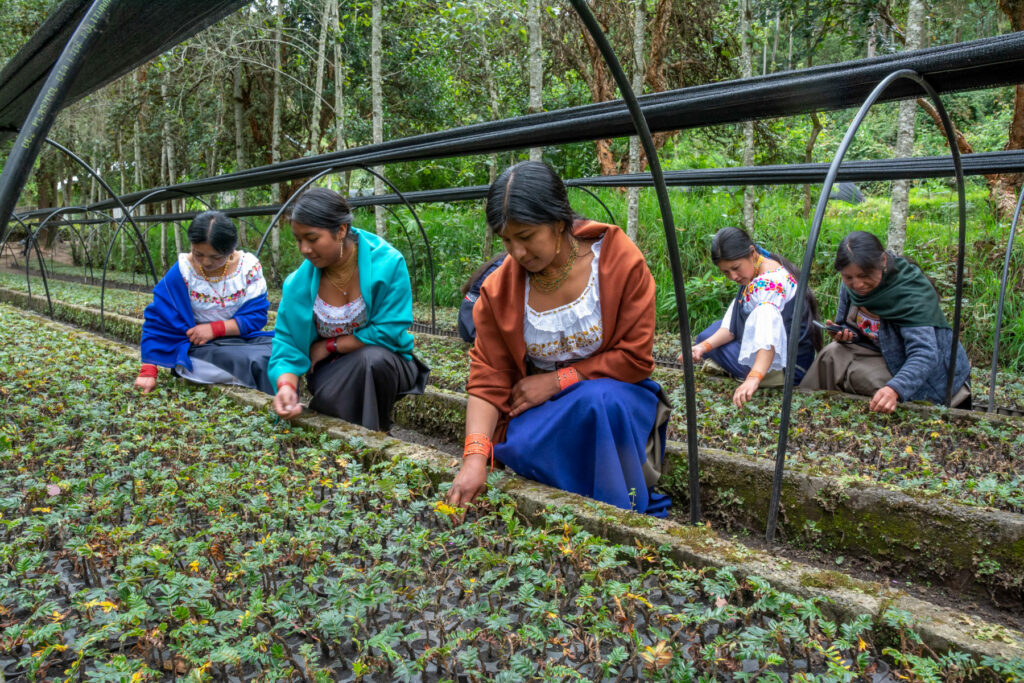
[812,319,845,333]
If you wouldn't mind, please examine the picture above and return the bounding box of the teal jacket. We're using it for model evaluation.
[269,228,414,386]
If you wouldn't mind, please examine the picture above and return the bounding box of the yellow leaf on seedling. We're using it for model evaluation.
[905,446,913,455]
[858,636,868,652]
[930,432,940,438]
[31,507,51,513]
[188,561,200,573]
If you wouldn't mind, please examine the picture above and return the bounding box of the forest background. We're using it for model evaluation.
[2,0,1024,369]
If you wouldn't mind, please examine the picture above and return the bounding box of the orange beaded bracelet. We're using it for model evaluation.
[746,370,765,382]
[698,341,713,353]
[463,432,494,472]
[556,366,580,391]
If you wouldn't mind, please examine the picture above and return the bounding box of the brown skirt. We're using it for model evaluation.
[798,342,891,396]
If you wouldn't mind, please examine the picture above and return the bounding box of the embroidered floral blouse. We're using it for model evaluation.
[314,296,368,338]
[721,267,798,373]
[523,238,604,371]
[855,309,881,344]
[179,251,267,323]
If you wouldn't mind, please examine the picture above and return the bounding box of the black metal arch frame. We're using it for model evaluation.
[254,164,438,329]
[1,212,52,315]
[380,203,420,298]
[990,185,1024,412]
[569,0,701,524]
[766,68,968,544]
[98,187,218,331]
[29,206,117,282]
[569,185,617,225]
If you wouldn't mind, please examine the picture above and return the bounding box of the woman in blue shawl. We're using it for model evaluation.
[134,211,274,395]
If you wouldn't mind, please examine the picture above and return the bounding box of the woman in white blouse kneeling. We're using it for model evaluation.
[134,211,274,395]
[689,227,821,408]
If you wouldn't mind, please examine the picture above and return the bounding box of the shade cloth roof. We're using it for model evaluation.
[0,0,247,142]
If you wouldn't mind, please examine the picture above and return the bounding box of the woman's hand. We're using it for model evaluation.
[446,453,489,507]
[509,373,560,417]
[186,323,215,345]
[133,376,157,394]
[869,385,899,413]
[309,339,332,367]
[828,320,855,343]
[732,376,761,408]
[273,385,303,419]
[691,344,709,362]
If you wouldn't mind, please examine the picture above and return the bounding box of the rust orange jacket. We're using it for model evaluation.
[467,220,656,437]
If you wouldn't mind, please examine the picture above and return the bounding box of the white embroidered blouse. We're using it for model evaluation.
[314,296,367,338]
[721,266,798,373]
[179,251,267,323]
[524,237,604,371]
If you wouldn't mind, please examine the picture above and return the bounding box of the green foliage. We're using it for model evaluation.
[1,302,1018,679]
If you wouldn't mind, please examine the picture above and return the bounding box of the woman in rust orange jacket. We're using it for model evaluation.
[446,161,670,517]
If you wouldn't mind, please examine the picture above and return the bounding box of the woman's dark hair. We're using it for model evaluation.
[460,251,507,297]
[834,231,886,273]
[834,230,937,292]
[288,186,356,238]
[187,211,237,255]
[712,226,822,350]
[485,161,577,235]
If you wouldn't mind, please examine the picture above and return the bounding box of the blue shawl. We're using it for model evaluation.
[269,228,414,387]
[140,262,273,371]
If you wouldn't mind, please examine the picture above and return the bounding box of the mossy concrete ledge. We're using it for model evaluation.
[395,388,1024,606]
[8,306,1024,662]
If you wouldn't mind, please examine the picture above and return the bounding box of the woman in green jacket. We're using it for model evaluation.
[269,187,428,430]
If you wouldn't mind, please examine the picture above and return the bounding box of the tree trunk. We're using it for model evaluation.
[527,0,543,163]
[740,0,755,231]
[271,1,283,276]
[770,10,780,72]
[372,0,386,236]
[233,63,247,245]
[887,0,926,255]
[309,0,332,157]
[480,24,501,257]
[626,0,645,242]
[996,0,1024,220]
[161,82,181,258]
[331,0,349,193]
[116,131,126,266]
[802,112,822,220]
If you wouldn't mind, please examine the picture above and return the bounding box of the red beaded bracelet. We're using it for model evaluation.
[325,337,338,354]
[209,320,227,338]
[556,366,580,391]
[277,377,297,393]
[138,364,158,379]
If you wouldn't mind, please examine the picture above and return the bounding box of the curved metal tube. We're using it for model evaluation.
[99,187,218,329]
[570,185,617,225]
[381,203,420,296]
[569,0,701,524]
[0,0,112,239]
[255,167,340,259]
[354,164,436,329]
[44,138,158,284]
[766,69,968,544]
[22,219,55,317]
[989,186,1024,412]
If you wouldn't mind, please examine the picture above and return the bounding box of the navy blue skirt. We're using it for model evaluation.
[494,378,671,517]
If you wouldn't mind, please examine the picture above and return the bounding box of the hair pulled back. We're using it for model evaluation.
[187,211,237,255]
[289,186,356,237]
[834,231,887,273]
[485,161,576,235]
[712,226,823,351]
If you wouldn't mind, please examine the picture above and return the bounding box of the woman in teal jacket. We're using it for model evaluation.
[270,187,428,430]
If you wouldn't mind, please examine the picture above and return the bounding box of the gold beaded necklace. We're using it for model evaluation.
[323,240,359,297]
[194,253,233,283]
[528,235,579,294]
